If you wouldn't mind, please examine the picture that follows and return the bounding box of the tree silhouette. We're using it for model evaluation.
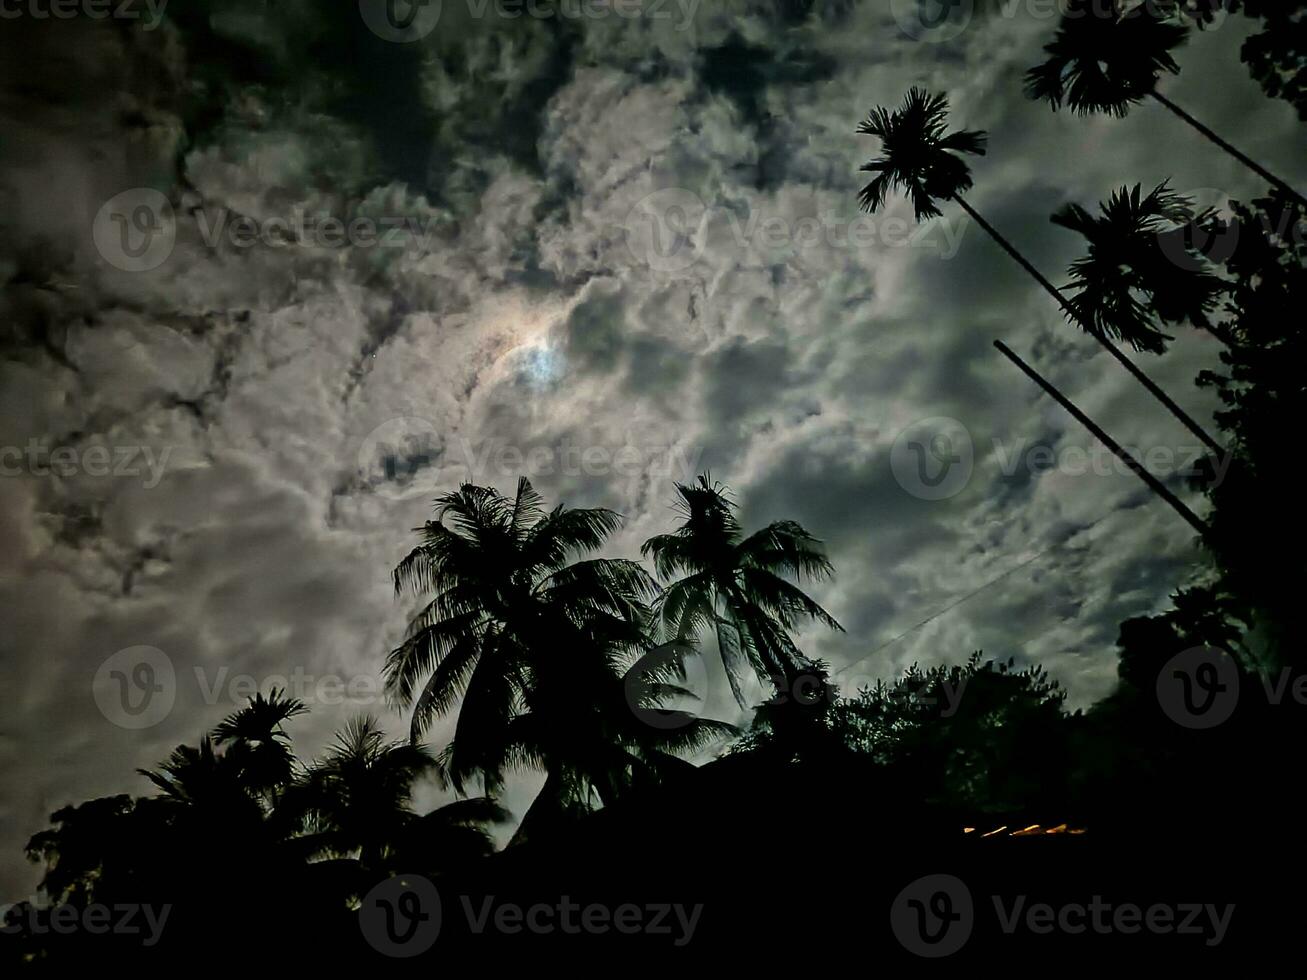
[732,653,1078,817]
[1233,1,1307,121]
[1192,193,1307,659]
[287,716,508,878]
[386,477,733,832]
[21,700,512,962]
[857,86,1222,454]
[642,474,842,705]
[211,687,307,803]
[503,657,736,843]
[386,477,657,784]
[1052,182,1227,353]
[1025,0,1307,209]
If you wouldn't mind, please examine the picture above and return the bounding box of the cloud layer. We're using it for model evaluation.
[3,1,1302,898]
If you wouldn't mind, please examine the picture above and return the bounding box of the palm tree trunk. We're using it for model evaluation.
[1149,91,1307,212]
[950,193,1223,456]
[994,340,1208,536]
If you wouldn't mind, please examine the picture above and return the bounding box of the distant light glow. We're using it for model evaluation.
[520,343,562,384]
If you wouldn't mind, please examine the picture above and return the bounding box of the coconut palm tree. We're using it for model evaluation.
[857,86,1221,454]
[1025,0,1307,210]
[386,477,658,787]
[494,653,738,842]
[288,716,508,875]
[386,476,733,830]
[138,736,264,823]
[1052,182,1228,353]
[642,475,843,706]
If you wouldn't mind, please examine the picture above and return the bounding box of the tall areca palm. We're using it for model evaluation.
[211,687,307,803]
[642,475,842,705]
[1025,0,1307,210]
[1053,182,1227,353]
[857,86,1221,454]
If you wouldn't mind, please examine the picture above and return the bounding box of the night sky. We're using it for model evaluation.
[2,0,1301,900]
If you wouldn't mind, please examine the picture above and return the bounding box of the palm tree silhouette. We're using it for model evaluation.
[857,86,1221,454]
[642,474,842,705]
[386,477,730,830]
[500,657,737,842]
[289,716,508,875]
[386,477,657,783]
[211,687,307,803]
[1052,182,1227,353]
[139,736,264,821]
[1025,0,1307,210]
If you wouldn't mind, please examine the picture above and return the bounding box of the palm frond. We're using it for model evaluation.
[856,86,986,220]
[1025,0,1188,116]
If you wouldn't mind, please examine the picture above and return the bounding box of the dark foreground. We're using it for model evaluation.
[7,751,1292,968]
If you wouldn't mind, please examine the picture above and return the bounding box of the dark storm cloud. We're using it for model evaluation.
[3,0,1301,899]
